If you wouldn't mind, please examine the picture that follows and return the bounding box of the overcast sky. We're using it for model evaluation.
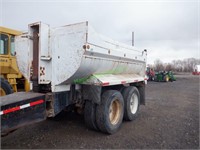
[1,0,199,64]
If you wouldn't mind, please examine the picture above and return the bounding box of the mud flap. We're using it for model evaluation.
[1,92,46,135]
[138,85,145,105]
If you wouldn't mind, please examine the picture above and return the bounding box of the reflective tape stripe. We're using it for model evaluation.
[20,103,30,109]
[0,99,44,116]
[101,79,145,86]
[30,100,44,106]
[121,81,126,84]
[102,82,109,86]
[3,106,20,114]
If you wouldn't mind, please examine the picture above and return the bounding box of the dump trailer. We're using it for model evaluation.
[1,22,147,135]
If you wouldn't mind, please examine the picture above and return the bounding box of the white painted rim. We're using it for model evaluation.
[130,93,138,114]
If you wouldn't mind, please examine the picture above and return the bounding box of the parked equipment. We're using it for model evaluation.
[192,65,200,75]
[0,27,30,96]
[167,71,176,81]
[1,22,147,135]
[146,67,155,81]
[155,71,176,82]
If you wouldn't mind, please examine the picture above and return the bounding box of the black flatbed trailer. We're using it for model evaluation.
[1,92,46,135]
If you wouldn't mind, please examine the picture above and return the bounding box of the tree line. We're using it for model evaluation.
[149,58,200,72]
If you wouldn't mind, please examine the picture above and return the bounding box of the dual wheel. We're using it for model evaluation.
[84,86,140,134]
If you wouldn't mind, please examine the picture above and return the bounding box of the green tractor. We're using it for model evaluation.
[155,71,176,82]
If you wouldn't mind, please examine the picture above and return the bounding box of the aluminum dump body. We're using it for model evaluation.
[16,22,147,92]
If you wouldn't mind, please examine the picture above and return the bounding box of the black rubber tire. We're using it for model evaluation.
[0,78,14,96]
[122,86,140,121]
[84,101,98,131]
[96,90,124,134]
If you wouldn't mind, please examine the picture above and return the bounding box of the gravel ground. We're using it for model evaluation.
[1,74,199,149]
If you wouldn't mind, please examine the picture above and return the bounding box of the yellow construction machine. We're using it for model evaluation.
[0,26,30,96]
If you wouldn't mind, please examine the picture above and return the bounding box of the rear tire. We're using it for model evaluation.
[84,101,98,131]
[0,78,14,96]
[96,90,124,134]
[122,86,140,121]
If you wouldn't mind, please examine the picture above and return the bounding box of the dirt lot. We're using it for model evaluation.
[1,74,199,149]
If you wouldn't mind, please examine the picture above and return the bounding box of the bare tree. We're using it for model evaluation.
[154,59,164,71]
[168,58,200,72]
[165,63,173,71]
[151,58,200,72]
